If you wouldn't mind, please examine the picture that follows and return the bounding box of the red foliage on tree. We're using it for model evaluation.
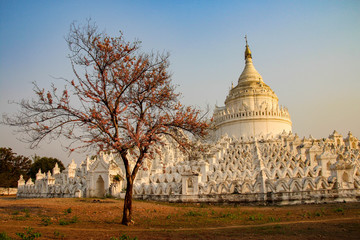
[3,21,209,225]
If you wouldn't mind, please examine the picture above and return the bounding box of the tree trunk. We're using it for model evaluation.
[121,177,133,225]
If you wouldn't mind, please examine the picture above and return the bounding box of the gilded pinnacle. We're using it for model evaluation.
[244,35,252,60]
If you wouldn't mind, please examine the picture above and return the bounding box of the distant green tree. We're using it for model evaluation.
[0,147,32,188]
[28,156,65,180]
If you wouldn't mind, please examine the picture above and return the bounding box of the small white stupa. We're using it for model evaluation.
[213,37,292,139]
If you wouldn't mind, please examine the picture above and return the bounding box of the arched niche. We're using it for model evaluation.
[95,175,105,198]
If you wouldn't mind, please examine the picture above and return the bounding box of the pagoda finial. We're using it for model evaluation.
[244,35,252,60]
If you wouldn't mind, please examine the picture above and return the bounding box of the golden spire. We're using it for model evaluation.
[244,35,252,60]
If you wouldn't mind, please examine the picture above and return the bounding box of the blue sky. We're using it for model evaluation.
[1,0,359,164]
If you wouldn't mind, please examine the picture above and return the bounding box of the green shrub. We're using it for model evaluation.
[113,174,122,182]
[314,211,322,217]
[59,216,78,225]
[268,216,281,222]
[334,207,344,213]
[59,219,69,225]
[64,208,72,214]
[70,216,79,223]
[41,217,52,226]
[16,227,41,240]
[248,214,263,221]
[53,231,65,239]
[21,209,29,214]
[184,211,202,217]
[220,213,237,219]
[110,234,138,240]
[302,212,311,218]
[0,232,12,240]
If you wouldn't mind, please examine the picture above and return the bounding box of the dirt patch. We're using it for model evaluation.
[0,196,359,239]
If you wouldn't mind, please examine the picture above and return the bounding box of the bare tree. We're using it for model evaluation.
[2,21,209,225]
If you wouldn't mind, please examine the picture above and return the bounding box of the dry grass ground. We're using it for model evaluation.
[0,196,359,239]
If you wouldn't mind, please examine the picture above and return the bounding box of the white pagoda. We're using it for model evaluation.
[213,38,292,139]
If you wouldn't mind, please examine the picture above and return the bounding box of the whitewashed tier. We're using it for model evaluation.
[17,131,360,205]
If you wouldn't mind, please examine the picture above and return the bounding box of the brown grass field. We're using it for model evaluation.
[0,196,359,239]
